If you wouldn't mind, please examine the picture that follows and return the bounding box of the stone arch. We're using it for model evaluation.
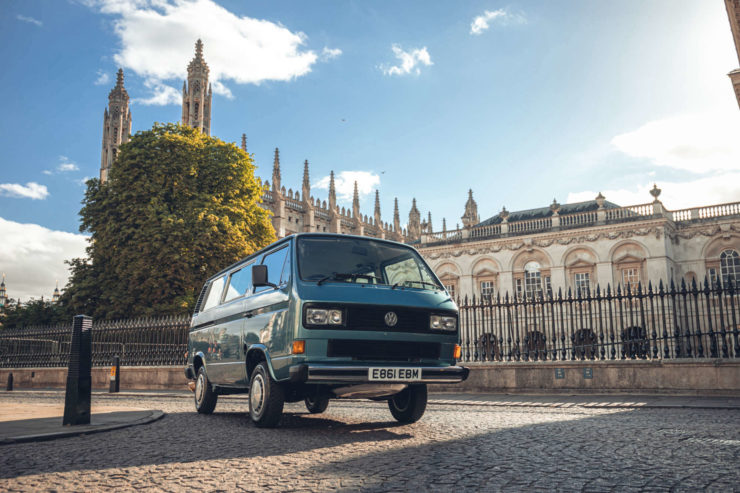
[561,245,600,266]
[471,257,502,276]
[510,248,552,273]
[701,234,740,261]
[610,240,649,289]
[434,261,462,300]
[471,257,502,300]
[562,246,599,293]
[608,239,649,262]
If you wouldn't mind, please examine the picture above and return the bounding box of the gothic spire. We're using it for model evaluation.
[461,188,480,228]
[183,39,211,135]
[272,148,281,191]
[101,68,132,183]
[352,181,360,218]
[302,159,310,199]
[393,197,400,232]
[108,68,129,101]
[328,170,336,209]
[374,190,381,225]
[52,280,60,303]
[241,134,247,153]
[408,199,422,240]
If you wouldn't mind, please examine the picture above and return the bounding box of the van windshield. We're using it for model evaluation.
[297,236,442,290]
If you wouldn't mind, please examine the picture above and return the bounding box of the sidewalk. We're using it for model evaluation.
[0,400,164,445]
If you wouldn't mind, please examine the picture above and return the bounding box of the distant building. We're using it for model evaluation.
[0,274,7,307]
[727,0,740,108]
[417,187,740,300]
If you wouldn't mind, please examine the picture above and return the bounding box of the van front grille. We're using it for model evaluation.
[346,306,431,332]
[327,339,440,361]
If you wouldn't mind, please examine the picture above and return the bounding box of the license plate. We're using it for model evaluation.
[368,367,422,381]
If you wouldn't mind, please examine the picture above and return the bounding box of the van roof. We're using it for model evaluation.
[205,233,414,282]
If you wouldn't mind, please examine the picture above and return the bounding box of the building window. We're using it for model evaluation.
[444,283,456,300]
[621,267,640,290]
[574,272,590,297]
[719,249,739,287]
[524,261,542,299]
[480,280,495,300]
[708,267,719,287]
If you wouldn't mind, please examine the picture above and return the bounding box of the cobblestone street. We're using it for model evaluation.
[1,392,739,492]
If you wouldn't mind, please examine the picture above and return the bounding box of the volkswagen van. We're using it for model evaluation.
[185,233,468,427]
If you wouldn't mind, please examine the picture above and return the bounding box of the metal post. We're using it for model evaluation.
[6,372,12,391]
[109,355,120,393]
[63,315,92,426]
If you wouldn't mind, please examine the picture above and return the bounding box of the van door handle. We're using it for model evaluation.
[244,311,254,318]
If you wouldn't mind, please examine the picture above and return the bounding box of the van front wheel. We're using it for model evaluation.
[388,384,427,423]
[248,362,285,428]
[194,366,218,414]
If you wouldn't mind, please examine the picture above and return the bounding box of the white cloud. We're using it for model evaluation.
[470,9,525,35]
[44,156,80,175]
[134,80,181,105]
[0,217,88,302]
[611,110,740,172]
[85,0,338,105]
[320,47,342,61]
[0,182,49,200]
[17,15,42,27]
[566,171,740,210]
[313,171,381,203]
[381,45,432,77]
[94,69,111,85]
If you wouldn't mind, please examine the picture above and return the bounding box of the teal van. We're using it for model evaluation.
[185,233,468,427]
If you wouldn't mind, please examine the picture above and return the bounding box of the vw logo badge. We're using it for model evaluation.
[384,311,398,327]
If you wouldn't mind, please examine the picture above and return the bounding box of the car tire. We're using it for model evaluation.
[388,384,427,423]
[248,362,285,428]
[194,366,218,414]
[304,395,330,414]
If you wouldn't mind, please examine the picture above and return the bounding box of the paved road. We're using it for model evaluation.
[1,392,738,492]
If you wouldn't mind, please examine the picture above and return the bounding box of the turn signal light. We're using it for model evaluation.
[292,340,306,354]
[453,344,462,359]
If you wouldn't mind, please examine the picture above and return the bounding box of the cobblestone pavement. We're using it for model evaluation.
[0,393,738,492]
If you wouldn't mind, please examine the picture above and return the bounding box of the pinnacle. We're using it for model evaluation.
[116,68,124,86]
[195,39,204,60]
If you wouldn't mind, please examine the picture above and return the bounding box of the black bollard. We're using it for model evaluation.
[109,355,120,393]
[6,372,12,391]
[63,315,92,426]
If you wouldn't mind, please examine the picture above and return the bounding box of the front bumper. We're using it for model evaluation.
[289,364,469,384]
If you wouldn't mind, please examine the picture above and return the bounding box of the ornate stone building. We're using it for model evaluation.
[727,0,740,108]
[99,69,132,183]
[181,39,212,136]
[417,188,740,301]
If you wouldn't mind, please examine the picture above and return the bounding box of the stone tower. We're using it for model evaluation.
[0,273,7,307]
[727,0,740,108]
[461,189,480,228]
[100,69,132,183]
[182,39,212,135]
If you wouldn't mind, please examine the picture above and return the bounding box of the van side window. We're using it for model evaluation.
[255,247,289,293]
[202,275,226,311]
[223,264,253,302]
[280,250,292,284]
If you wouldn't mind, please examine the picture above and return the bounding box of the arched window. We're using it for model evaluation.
[720,249,739,287]
[516,261,548,299]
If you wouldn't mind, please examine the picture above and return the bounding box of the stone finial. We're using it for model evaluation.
[595,192,605,209]
[116,68,124,87]
[328,170,336,210]
[442,218,447,232]
[188,39,209,76]
[352,181,360,218]
[550,198,561,215]
[499,206,510,222]
[241,134,247,152]
[461,188,480,228]
[650,183,662,201]
[108,68,129,100]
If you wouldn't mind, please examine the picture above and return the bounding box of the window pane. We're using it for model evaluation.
[202,276,225,311]
[480,280,495,298]
[574,272,590,297]
[720,250,739,286]
[255,247,289,293]
[224,265,253,302]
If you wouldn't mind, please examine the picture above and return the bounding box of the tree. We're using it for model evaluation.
[62,123,275,319]
[0,298,67,329]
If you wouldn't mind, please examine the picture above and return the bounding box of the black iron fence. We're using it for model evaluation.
[458,279,740,363]
[0,315,190,368]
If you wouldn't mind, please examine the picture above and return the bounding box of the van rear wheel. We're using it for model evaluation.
[305,395,329,414]
[388,384,427,423]
[194,366,218,414]
[248,362,285,428]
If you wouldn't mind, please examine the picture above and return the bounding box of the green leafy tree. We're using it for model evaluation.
[0,298,68,329]
[62,123,275,319]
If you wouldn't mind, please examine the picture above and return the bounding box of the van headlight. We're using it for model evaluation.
[305,308,343,326]
[430,315,457,331]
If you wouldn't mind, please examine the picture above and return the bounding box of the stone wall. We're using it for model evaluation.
[2,360,739,394]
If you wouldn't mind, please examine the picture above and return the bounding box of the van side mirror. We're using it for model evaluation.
[252,264,277,289]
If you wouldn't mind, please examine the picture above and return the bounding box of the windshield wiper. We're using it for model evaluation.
[391,280,442,291]
[317,273,382,286]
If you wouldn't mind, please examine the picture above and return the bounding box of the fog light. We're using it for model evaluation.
[453,344,462,359]
[292,340,306,354]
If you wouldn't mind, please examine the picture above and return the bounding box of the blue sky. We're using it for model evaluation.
[1,0,739,300]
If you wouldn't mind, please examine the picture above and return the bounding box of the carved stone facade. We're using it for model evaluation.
[99,69,132,183]
[259,149,433,242]
[727,0,740,108]
[418,188,740,301]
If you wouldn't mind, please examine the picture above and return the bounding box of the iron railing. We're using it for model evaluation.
[0,315,190,368]
[457,279,740,363]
